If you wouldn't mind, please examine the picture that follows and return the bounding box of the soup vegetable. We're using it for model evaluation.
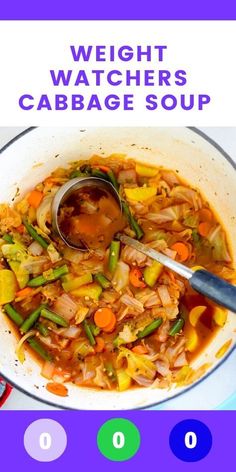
[0,155,235,396]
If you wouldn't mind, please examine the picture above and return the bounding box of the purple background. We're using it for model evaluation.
[0,0,236,20]
[0,411,233,469]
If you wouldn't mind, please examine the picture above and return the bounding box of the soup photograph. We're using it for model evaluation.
[0,127,236,411]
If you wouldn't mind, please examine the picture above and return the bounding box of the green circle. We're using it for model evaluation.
[97,418,141,462]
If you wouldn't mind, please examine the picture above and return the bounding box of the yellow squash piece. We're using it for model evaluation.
[0,269,18,304]
[213,307,227,327]
[71,282,102,301]
[117,370,132,391]
[62,273,93,292]
[191,265,205,272]
[185,325,199,352]
[143,260,163,287]
[215,339,232,359]
[189,305,207,327]
[135,163,158,177]
[8,261,29,289]
[124,186,157,202]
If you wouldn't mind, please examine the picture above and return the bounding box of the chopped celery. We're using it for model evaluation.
[73,339,94,358]
[1,241,26,261]
[108,240,120,274]
[89,323,100,336]
[94,273,111,289]
[62,273,93,292]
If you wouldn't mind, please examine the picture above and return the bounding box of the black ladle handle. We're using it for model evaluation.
[190,269,236,312]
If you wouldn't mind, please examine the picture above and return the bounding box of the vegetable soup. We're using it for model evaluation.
[0,155,235,395]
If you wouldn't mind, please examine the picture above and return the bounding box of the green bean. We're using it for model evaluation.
[41,308,69,327]
[91,168,108,180]
[108,240,120,274]
[27,337,52,361]
[4,303,24,326]
[24,220,49,249]
[137,318,163,339]
[89,322,100,337]
[94,273,111,289]
[36,322,50,337]
[2,234,14,244]
[169,318,185,336]
[28,264,69,287]
[20,305,46,334]
[83,320,96,346]
[122,201,144,240]
[69,170,85,179]
[107,169,119,192]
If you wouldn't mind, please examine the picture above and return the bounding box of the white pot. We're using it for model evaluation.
[0,127,235,410]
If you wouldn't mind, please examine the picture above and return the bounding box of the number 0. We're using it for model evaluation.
[185,431,197,449]
[39,432,52,450]
[113,432,125,449]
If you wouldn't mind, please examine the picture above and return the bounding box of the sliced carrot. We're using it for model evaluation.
[94,307,114,328]
[93,165,110,173]
[199,208,212,222]
[171,242,189,262]
[102,314,117,333]
[95,336,105,353]
[168,271,176,285]
[132,345,148,355]
[16,287,34,299]
[27,190,44,209]
[198,221,212,237]
[16,224,25,234]
[46,382,68,397]
[129,268,146,288]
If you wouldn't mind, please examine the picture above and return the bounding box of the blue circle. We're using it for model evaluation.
[169,419,212,462]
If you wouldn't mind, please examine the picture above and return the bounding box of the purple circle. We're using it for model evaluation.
[24,419,67,462]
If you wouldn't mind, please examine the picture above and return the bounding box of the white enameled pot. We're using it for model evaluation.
[0,127,235,410]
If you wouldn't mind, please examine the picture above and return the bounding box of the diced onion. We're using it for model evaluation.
[36,196,53,234]
[118,169,137,184]
[28,240,44,256]
[58,326,81,339]
[41,360,55,379]
[15,330,36,363]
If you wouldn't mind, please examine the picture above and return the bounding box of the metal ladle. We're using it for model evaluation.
[52,176,236,313]
[51,176,122,251]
